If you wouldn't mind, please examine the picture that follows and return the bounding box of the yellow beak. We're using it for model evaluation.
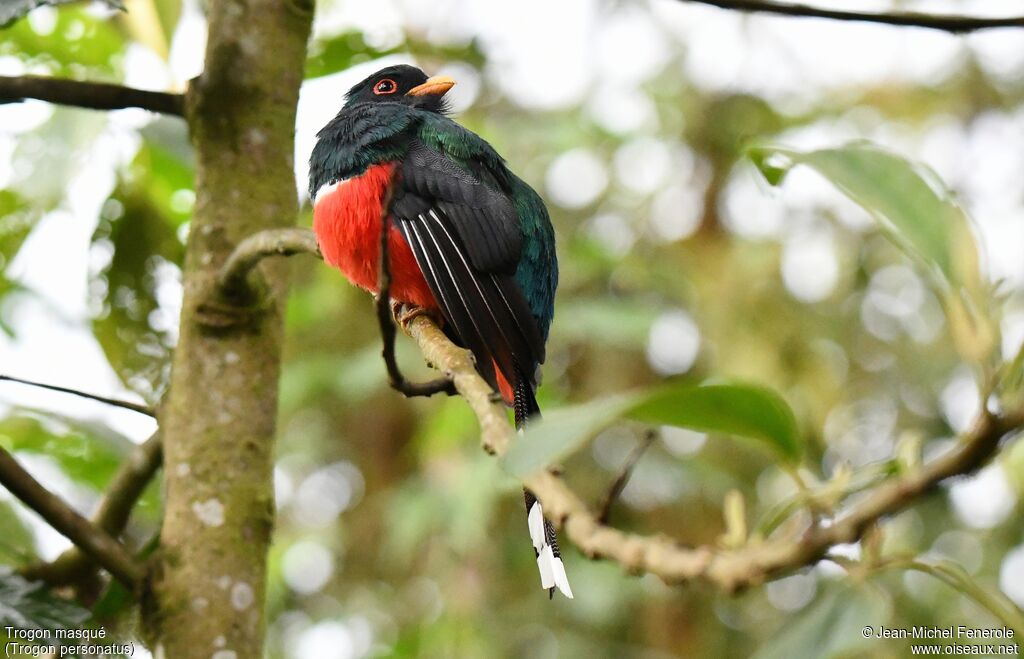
[406,75,456,97]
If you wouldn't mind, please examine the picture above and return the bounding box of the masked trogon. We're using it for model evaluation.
[309,65,570,598]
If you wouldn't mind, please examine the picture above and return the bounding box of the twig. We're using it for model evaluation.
[0,447,143,589]
[403,313,1024,591]
[0,374,155,417]
[375,202,456,398]
[680,0,1024,33]
[21,433,163,585]
[217,228,321,302]
[597,429,656,524]
[0,76,184,115]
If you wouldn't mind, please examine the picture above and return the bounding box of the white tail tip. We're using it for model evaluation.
[537,545,574,599]
[527,501,573,599]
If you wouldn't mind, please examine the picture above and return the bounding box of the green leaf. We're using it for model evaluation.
[748,143,980,293]
[749,142,996,363]
[502,381,800,477]
[0,415,127,491]
[1,0,123,29]
[753,583,890,659]
[0,570,89,635]
[631,381,801,460]
[91,140,188,394]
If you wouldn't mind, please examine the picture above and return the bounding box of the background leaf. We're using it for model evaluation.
[0,502,35,566]
[752,584,891,659]
[0,570,89,635]
[1,0,123,29]
[630,381,802,460]
[748,143,984,296]
[0,8,124,75]
[503,381,800,477]
[91,140,188,396]
[0,415,128,491]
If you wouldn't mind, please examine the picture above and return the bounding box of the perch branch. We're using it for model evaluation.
[403,313,1024,591]
[679,0,1024,33]
[222,226,1024,590]
[0,447,144,589]
[21,433,163,585]
[0,374,155,417]
[0,76,184,115]
[217,228,321,301]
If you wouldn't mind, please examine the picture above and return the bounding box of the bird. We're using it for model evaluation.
[308,65,571,599]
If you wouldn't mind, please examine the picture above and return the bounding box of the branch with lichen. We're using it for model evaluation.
[220,226,1024,593]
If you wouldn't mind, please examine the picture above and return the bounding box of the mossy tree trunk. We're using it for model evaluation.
[144,1,313,656]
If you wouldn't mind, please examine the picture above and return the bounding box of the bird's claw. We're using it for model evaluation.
[390,301,441,329]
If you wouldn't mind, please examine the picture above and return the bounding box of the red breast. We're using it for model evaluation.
[312,162,437,311]
[312,162,516,405]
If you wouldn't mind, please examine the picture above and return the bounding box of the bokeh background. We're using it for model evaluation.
[1,0,1024,657]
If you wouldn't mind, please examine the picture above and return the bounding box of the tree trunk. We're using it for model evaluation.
[144,1,313,656]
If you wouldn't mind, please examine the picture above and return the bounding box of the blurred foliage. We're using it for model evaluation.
[0,191,38,336]
[507,380,802,476]
[750,142,997,365]
[0,7,124,77]
[91,140,188,396]
[0,0,122,29]
[306,31,484,79]
[0,570,89,639]
[1,0,1024,658]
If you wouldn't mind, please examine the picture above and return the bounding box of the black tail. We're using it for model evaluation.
[513,374,541,432]
[515,373,573,599]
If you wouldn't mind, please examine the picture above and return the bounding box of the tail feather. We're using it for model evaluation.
[516,375,573,600]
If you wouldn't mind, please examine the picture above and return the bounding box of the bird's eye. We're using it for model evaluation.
[373,79,397,95]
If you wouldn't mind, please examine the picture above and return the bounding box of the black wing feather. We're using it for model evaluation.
[401,141,522,274]
[397,218,499,387]
[425,211,537,371]
[391,141,546,392]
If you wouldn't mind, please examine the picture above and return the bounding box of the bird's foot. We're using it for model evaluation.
[390,301,443,330]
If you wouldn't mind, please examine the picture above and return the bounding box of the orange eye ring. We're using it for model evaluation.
[373,79,397,95]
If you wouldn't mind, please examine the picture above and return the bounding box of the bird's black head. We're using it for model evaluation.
[344,64,455,113]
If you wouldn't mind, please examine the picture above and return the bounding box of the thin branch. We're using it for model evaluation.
[0,374,155,417]
[217,228,322,302]
[92,432,163,535]
[0,447,143,589]
[21,433,163,585]
[0,75,184,115]
[680,1,1024,33]
[375,201,456,398]
[403,313,1024,591]
[598,429,656,524]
